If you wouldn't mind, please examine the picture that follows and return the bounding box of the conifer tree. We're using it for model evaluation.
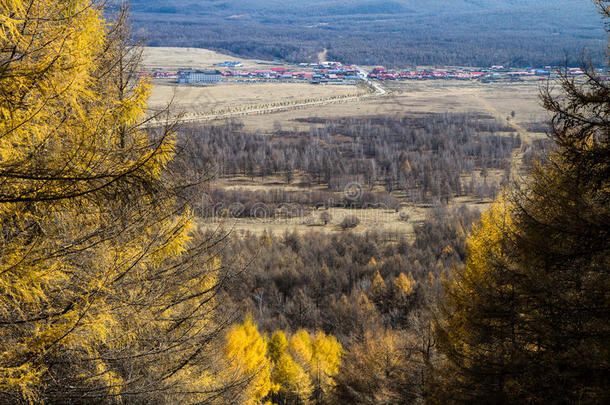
[268,330,313,404]
[289,330,342,404]
[393,272,416,298]
[370,271,387,306]
[432,3,610,403]
[0,1,235,403]
[225,316,277,405]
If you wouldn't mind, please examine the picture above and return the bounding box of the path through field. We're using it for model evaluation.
[466,87,542,175]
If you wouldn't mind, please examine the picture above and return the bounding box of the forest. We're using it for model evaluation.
[127,0,606,67]
[0,1,608,404]
[178,113,519,219]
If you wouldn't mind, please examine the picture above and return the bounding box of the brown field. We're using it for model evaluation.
[200,207,422,238]
[142,47,297,71]
[147,82,366,115]
[199,198,492,239]
[234,79,549,137]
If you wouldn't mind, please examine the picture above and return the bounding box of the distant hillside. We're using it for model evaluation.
[128,0,606,67]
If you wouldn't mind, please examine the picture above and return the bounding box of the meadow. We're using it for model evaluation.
[147,82,367,116]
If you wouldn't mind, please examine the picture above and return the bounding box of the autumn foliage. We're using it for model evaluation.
[1,1,608,404]
[432,4,610,402]
[224,316,342,405]
[0,1,233,403]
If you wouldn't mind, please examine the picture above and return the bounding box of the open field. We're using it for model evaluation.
[228,79,550,136]
[141,47,297,71]
[201,173,495,238]
[147,82,366,115]
[201,206,424,238]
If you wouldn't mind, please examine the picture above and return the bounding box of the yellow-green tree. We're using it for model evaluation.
[268,330,313,404]
[370,271,387,304]
[431,198,517,403]
[0,1,232,403]
[289,330,342,403]
[225,316,277,405]
[393,272,416,298]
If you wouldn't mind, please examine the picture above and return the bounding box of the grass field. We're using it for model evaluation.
[200,207,423,238]
[142,47,294,71]
[204,174,494,238]
[233,79,549,136]
[147,82,366,115]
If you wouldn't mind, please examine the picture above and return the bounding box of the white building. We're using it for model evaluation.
[178,70,223,84]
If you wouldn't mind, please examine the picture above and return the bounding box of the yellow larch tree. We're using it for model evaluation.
[224,315,277,405]
[268,330,313,404]
[393,272,417,298]
[370,270,387,305]
[289,329,342,402]
[431,196,520,403]
[0,1,233,403]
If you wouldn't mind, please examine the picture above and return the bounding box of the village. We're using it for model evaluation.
[141,61,364,85]
[139,58,590,86]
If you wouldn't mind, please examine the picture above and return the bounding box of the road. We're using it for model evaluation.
[357,66,387,95]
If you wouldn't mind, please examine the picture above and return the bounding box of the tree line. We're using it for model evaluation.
[131,0,606,67]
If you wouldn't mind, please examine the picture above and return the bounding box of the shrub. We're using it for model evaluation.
[320,211,332,225]
[340,215,360,230]
[398,211,410,222]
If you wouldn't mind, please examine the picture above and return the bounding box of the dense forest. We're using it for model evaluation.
[1,1,608,404]
[127,0,605,67]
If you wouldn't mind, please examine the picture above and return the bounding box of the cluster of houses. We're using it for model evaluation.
[178,70,224,84]
[368,66,589,82]
[136,70,177,79]
[140,58,599,86]
[368,67,486,81]
[175,61,363,85]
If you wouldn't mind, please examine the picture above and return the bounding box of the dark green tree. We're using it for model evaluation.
[431,3,610,403]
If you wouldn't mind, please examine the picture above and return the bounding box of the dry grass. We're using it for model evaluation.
[199,206,424,237]
[147,82,365,115]
[231,79,549,135]
[198,199,492,238]
[142,47,294,70]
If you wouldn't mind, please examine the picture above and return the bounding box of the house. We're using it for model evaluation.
[178,70,223,84]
